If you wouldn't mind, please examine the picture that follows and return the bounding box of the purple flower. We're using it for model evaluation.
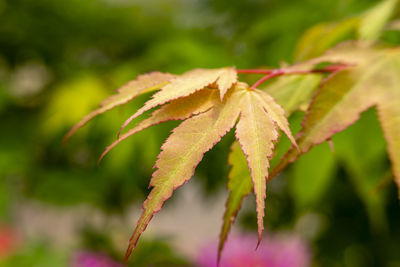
[196,233,311,267]
[72,251,123,267]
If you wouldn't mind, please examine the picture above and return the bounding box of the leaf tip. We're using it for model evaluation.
[216,252,222,267]
[119,113,139,138]
[123,249,132,264]
[97,153,106,167]
[124,237,139,264]
[294,141,300,153]
[327,139,335,152]
[219,92,225,102]
[256,235,262,250]
[62,134,70,146]
[117,125,126,139]
[99,139,119,164]
[216,221,230,266]
[63,125,79,145]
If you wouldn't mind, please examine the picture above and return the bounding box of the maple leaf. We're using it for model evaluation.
[118,67,237,135]
[63,71,175,142]
[66,67,297,262]
[271,47,400,196]
[215,85,298,263]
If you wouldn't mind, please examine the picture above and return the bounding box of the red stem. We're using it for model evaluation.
[251,71,283,89]
[237,64,350,89]
[236,69,274,74]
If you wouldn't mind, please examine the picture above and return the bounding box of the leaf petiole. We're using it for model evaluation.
[237,64,350,89]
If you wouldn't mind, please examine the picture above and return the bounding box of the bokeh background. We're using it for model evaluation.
[1,0,400,266]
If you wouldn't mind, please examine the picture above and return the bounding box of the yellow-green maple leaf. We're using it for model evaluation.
[271,47,400,196]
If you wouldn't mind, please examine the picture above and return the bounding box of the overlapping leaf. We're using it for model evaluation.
[118,67,237,134]
[271,48,400,196]
[216,86,299,263]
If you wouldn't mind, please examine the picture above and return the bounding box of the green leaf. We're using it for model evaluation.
[263,74,322,114]
[358,0,398,41]
[218,141,253,263]
[294,18,359,61]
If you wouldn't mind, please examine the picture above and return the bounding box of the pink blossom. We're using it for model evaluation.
[196,233,310,267]
[71,251,123,267]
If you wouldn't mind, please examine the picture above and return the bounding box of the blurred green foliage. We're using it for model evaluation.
[1,0,400,266]
[0,242,68,267]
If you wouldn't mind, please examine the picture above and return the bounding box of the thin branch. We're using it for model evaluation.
[238,64,351,89]
[251,71,283,89]
[236,69,274,74]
